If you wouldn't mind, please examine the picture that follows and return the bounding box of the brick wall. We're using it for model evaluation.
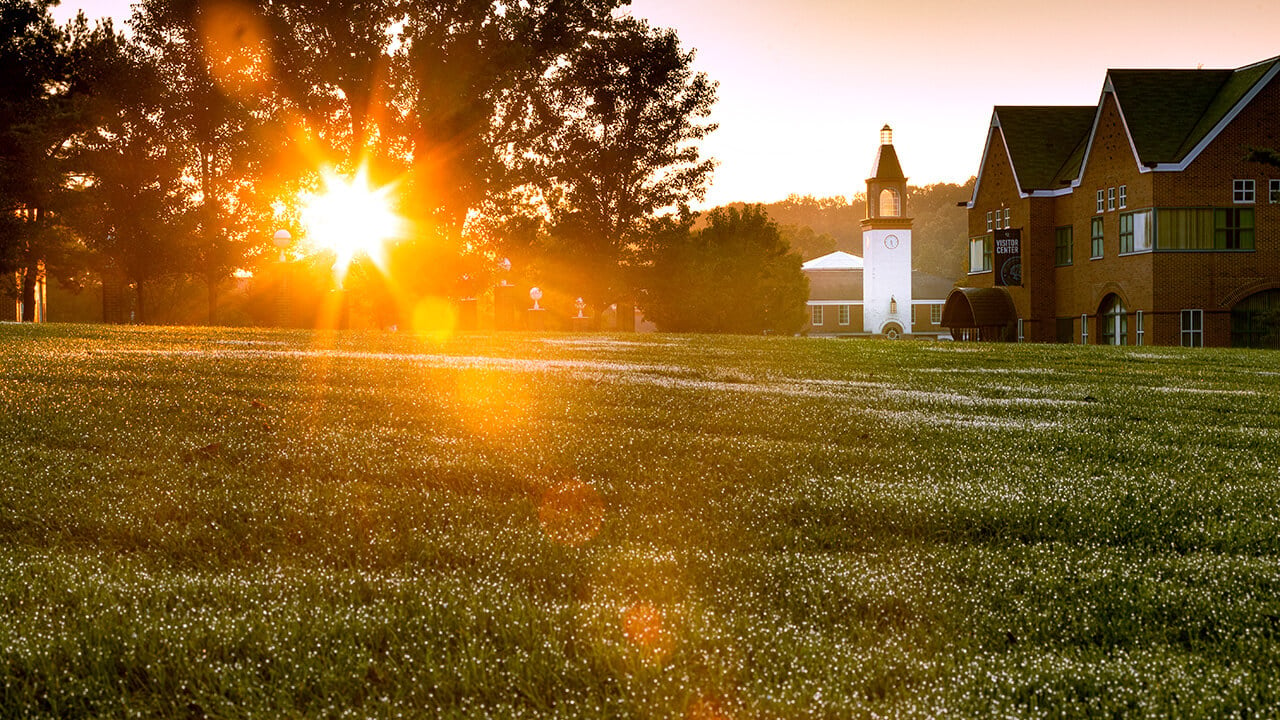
[965,69,1280,346]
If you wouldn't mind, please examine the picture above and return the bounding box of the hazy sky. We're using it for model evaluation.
[51,0,1280,207]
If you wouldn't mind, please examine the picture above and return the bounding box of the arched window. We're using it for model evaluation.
[1098,294,1127,345]
[1231,288,1280,347]
[879,188,900,218]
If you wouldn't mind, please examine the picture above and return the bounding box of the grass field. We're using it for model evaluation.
[2,323,1280,718]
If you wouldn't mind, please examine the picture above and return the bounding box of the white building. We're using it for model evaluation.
[803,126,950,338]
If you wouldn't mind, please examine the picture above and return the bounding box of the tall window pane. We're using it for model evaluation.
[1055,226,1073,266]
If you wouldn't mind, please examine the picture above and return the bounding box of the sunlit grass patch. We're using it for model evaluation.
[2,324,1280,717]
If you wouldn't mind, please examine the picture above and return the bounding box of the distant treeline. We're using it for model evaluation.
[718,178,976,280]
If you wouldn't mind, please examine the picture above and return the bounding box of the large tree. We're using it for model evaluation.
[66,21,192,324]
[0,0,85,321]
[532,15,717,315]
[643,205,808,334]
[131,0,282,323]
[261,0,406,168]
[250,0,625,313]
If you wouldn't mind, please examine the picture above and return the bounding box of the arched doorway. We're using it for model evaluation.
[1231,288,1280,348]
[1098,294,1127,345]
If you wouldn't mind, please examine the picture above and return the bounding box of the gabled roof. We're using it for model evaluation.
[1173,57,1280,160]
[994,106,1096,191]
[971,54,1280,204]
[802,251,864,271]
[806,266,864,302]
[1107,69,1234,164]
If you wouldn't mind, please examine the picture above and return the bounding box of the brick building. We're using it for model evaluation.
[943,54,1280,347]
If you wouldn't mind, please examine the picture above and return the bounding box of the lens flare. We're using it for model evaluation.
[411,297,459,344]
[538,480,605,546]
[199,1,272,98]
[621,602,671,658]
[299,168,402,277]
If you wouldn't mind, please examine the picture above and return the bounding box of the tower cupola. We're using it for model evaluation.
[868,124,908,219]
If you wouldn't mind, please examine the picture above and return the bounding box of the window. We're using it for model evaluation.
[1270,179,1280,204]
[1154,208,1254,250]
[1096,190,1105,213]
[1107,187,1116,211]
[1080,313,1088,344]
[838,304,850,326]
[1118,211,1152,254]
[1054,226,1073,266]
[1119,213,1133,253]
[1090,217,1103,258]
[1017,318,1024,343]
[1135,310,1144,346]
[986,211,993,232]
[1215,208,1255,249]
[911,305,917,324]
[931,305,942,325]
[969,235,992,273]
[811,305,823,326]
[1234,179,1255,204]
[1157,207,1254,249]
[1099,294,1127,345]
[1119,185,1127,209]
[880,188,900,217]
[1181,309,1203,347]
[1003,208,1011,229]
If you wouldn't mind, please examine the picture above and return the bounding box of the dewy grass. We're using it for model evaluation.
[2,324,1280,717]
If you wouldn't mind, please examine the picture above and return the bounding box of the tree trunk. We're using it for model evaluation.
[20,259,37,323]
[20,207,39,323]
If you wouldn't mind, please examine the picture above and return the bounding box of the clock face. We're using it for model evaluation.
[884,234,900,250]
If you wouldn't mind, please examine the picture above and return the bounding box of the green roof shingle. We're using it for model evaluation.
[1107,69,1233,164]
[995,106,1096,191]
[987,54,1280,192]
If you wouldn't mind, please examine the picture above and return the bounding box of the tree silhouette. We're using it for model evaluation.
[66,21,192,323]
[131,0,277,324]
[643,205,808,334]
[0,0,85,321]
[535,16,717,315]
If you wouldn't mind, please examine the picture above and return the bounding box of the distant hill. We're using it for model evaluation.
[715,178,976,281]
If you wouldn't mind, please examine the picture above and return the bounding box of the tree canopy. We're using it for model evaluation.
[643,205,808,334]
[0,0,726,327]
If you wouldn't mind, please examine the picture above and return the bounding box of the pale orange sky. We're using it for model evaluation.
[54,0,1280,207]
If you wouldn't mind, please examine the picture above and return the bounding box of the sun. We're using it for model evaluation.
[299,168,402,273]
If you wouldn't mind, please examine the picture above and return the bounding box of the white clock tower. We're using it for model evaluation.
[861,125,913,338]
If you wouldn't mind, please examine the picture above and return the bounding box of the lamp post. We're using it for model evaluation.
[273,229,292,261]
[527,286,545,331]
[273,230,292,327]
[572,296,590,333]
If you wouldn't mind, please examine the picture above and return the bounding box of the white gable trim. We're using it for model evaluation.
[1152,60,1280,172]
[1027,187,1075,198]
[969,114,1038,205]
[1075,77,1149,187]
[967,115,999,208]
[997,118,1031,199]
